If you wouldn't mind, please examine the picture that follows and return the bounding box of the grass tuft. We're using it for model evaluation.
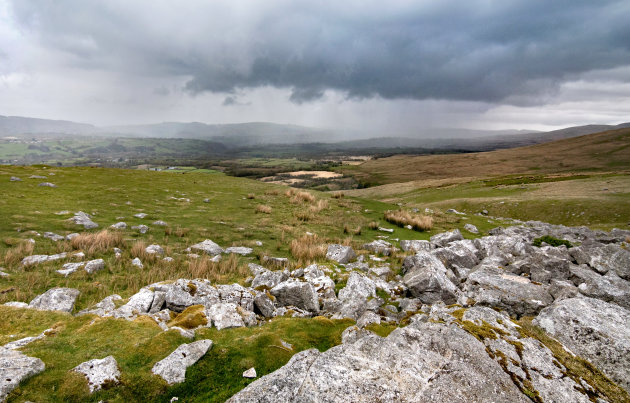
[3,240,35,266]
[255,204,272,214]
[290,234,327,265]
[384,210,433,231]
[71,230,124,256]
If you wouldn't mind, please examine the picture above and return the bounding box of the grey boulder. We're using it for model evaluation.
[152,340,213,385]
[325,244,356,264]
[402,252,459,305]
[430,228,464,247]
[399,239,432,253]
[69,211,98,229]
[73,355,120,393]
[534,296,630,391]
[190,239,224,256]
[0,347,45,402]
[270,280,319,313]
[29,287,80,312]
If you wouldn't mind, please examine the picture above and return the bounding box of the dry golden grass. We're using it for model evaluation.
[331,192,345,199]
[255,204,272,214]
[384,210,433,231]
[368,221,379,230]
[130,240,158,264]
[294,211,313,221]
[246,193,256,199]
[290,191,316,204]
[70,230,124,256]
[3,241,35,266]
[187,254,248,283]
[264,189,280,196]
[309,199,329,214]
[343,224,362,235]
[165,227,190,237]
[290,234,326,265]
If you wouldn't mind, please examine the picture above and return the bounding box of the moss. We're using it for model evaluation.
[532,235,572,248]
[187,281,198,296]
[516,317,630,403]
[375,288,390,302]
[451,308,467,321]
[365,322,398,337]
[168,304,208,329]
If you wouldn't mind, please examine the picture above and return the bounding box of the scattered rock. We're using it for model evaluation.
[134,213,148,218]
[43,232,64,241]
[243,368,257,378]
[152,340,213,385]
[430,229,464,247]
[9,176,21,181]
[270,280,319,313]
[402,252,459,305]
[190,239,224,256]
[0,347,45,401]
[362,240,395,256]
[73,356,121,393]
[153,220,168,226]
[325,244,356,264]
[21,252,67,266]
[225,246,253,256]
[69,211,98,229]
[131,257,143,268]
[378,227,394,233]
[110,222,127,229]
[145,244,165,255]
[399,239,432,253]
[131,224,149,234]
[84,259,105,274]
[29,287,80,312]
[57,262,85,277]
[38,182,57,187]
[464,223,479,234]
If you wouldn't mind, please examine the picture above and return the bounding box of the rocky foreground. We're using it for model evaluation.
[2,221,630,402]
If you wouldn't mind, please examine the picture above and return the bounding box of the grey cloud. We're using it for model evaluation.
[7,0,630,105]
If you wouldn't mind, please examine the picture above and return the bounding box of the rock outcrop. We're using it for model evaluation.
[152,340,213,385]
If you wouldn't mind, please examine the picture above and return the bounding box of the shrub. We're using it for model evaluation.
[533,236,572,248]
[3,240,35,266]
[71,230,124,256]
[384,210,433,231]
[255,204,272,214]
[290,191,315,204]
[309,199,329,214]
[368,221,379,230]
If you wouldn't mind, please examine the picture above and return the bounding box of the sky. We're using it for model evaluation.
[1,0,629,133]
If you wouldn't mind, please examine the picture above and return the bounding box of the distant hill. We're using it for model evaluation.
[2,114,630,151]
[342,127,630,187]
[0,115,96,136]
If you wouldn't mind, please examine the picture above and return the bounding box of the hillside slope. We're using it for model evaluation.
[340,127,630,187]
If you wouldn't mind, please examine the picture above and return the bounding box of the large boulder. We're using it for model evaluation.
[570,243,630,280]
[21,253,67,266]
[270,280,319,313]
[0,347,46,401]
[153,279,220,312]
[534,297,630,391]
[474,235,531,260]
[431,240,479,273]
[228,321,528,402]
[399,239,432,253]
[464,267,553,316]
[29,287,80,313]
[362,240,395,256]
[152,339,213,385]
[402,252,459,305]
[568,264,630,309]
[430,229,464,247]
[206,303,245,330]
[326,244,356,264]
[251,269,289,290]
[190,239,224,256]
[73,356,120,393]
[84,259,105,275]
[217,283,255,311]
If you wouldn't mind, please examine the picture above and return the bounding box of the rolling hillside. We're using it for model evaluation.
[341,127,630,187]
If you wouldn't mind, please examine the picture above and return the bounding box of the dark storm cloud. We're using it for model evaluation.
[8,0,630,105]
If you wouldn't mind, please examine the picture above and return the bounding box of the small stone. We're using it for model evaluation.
[73,356,120,393]
[134,213,148,218]
[190,239,224,256]
[38,182,57,187]
[131,257,143,268]
[10,176,21,181]
[131,224,149,234]
[153,220,168,226]
[43,232,64,241]
[81,259,104,275]
[151,339,213,385]
[243,367,257,378]
[464,223,479,234]
[110,222,127,229]
[225,246,253,256]
[145,244,165,255]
